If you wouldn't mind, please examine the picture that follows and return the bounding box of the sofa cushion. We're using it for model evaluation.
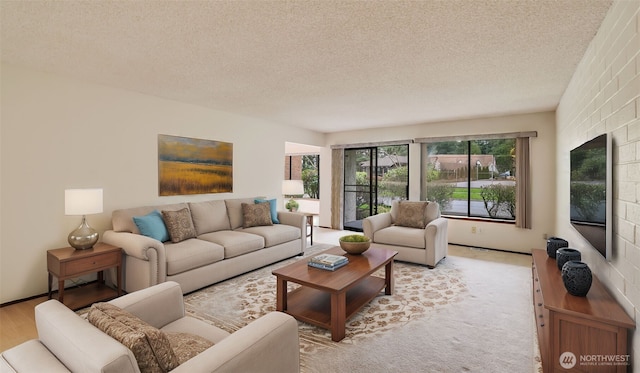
[164,239,224,276]
[374,225,426,249]
[198,231,264,258]
[112,203,188,234]
[188,200,231,236]
[242,202,273,228]
[394,201,428,228]
[166,332,214,364]
[162,208,197,243]
[254,198,280,224]
[133,210,169,242]
[87,303,179,373]
[241,224,301,247]
[225,198,255,230]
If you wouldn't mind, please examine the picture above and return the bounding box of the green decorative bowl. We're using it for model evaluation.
[339,235,371,255]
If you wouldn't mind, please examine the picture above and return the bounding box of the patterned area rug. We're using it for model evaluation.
[183,244,468,369]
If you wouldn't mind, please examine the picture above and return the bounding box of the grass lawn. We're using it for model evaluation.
[452,187,484,201]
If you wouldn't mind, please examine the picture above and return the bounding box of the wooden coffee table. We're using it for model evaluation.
[272,246,397,341]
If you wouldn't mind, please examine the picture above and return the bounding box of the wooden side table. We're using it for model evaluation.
[47,243,122,310]
[301,213,317,245]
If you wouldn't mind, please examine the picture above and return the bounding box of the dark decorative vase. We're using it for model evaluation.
[556,248,581,270]
[562,261,592,296]
[546,237,568,259]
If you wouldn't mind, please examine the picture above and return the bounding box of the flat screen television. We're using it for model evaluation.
[569,133,612,260]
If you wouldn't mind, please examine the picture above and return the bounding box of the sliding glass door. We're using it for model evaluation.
[343,145,408,231]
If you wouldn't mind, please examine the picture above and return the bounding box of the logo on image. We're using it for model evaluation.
[559,352,577,369]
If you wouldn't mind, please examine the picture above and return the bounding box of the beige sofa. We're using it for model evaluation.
[0,281,300,373]
[103,198,306,294]
[363,200,448,268]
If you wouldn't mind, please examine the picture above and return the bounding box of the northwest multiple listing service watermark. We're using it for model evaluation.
[559,351,631,369]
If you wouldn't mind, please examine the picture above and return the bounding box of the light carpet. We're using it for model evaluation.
[183,244,539,373]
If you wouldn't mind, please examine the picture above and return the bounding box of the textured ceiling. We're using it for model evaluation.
[1,0,612,133]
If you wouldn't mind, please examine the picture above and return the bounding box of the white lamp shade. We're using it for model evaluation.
[282,180,304,196]
[65,188,103,215]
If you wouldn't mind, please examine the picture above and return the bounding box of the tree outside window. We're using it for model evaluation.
[422,139,516,220]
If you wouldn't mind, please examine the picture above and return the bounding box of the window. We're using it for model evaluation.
[284,155,319,198]
[422,139,517,221]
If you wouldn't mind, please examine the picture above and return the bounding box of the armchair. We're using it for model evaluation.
[1,281,300,373]
[363,200,448,268]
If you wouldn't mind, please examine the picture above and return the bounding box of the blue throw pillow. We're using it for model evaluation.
[254,198,279,224]
[133,210,169,242]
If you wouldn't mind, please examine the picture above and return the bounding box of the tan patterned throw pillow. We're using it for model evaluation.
[87,303,179,373]
[395,201,428,229]
[166,332,214,364]
[162,208,197,243]
[242,202,274,228]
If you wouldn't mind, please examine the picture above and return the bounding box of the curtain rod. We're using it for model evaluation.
[330,139,414,149]
[414,131,537,143]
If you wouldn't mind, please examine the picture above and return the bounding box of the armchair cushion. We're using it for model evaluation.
[373,225,426,248]
[166,332,214,364]
[394,201,428,228]
[87,302,179,373]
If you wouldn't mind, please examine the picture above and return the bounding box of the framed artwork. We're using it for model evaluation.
[158,134,233,196]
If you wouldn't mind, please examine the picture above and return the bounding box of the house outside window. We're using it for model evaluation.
[422,139,516,221]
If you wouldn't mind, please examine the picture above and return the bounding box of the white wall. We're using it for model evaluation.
[556,0,639,366]
[0,64,324,303]
[322,111,557,253]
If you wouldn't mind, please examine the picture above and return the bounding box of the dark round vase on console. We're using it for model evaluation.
[546,237,568,259]
[561,261,592,296]
[556,248,581,270]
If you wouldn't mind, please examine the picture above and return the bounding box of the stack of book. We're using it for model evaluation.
[308,254,349,271]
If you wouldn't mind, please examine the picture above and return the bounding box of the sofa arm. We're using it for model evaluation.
[172,312,300,373]
[35,300,139,373]
[277,211,307,251]
[362,213,392,240]
[425,217,449,265]
[1,340,71,373]
[103,230,167,287]
[108,281,185,329]
[277,211,305,230]
[425,217,448,240]
[103,230,165,261]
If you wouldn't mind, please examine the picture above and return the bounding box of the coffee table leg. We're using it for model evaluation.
[276,278,287,311]
[330,292,346,342]
[385,260,394,295]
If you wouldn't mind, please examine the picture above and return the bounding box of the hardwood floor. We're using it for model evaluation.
[0,296,47,351]
[0,227,531,352]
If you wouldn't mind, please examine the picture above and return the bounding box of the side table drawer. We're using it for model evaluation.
[64,252,120,277]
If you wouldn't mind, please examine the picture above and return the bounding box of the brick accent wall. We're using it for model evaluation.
[557,1,639,366]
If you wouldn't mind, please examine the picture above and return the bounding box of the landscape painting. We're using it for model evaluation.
[158,134,233,196]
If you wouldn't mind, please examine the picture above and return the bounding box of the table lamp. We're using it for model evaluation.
[282,180,304,212]
[65,188,103,249]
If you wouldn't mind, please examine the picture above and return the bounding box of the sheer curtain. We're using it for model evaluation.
[331,148,344,230]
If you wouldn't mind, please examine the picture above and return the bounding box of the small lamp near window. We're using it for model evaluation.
[282,180,304,212]
[65,188,103,250]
